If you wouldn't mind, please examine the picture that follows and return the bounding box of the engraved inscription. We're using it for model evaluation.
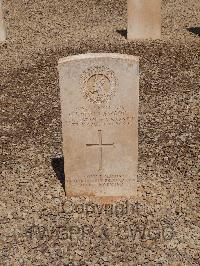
[71,174,133,187]
[66,106,135,127]
[86,130,114,171]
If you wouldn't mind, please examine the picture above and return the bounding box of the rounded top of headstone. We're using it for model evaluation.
[58,53,139,66]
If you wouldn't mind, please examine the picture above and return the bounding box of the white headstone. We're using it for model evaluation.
[0,0,6,42]
[128,0,161,40]
[58,53,139,203]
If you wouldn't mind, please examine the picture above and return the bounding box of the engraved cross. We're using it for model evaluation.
[86,130,114,171]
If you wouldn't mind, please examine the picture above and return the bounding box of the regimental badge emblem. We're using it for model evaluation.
[80,66,117,105]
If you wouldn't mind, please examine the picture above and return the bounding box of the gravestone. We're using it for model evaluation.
[128,0,161,40]
[0,0,6,41]
[58,53,139,202]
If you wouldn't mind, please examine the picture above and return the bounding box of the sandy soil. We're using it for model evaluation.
[1,0,200,265]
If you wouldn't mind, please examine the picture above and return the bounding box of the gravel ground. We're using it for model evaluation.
[1,0,200,265]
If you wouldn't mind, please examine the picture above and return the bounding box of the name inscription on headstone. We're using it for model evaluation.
[58,54,139,202]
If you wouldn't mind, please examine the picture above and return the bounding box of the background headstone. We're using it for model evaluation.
[0,0,6,41]
[58,53,139,202]
[128,0,161,40]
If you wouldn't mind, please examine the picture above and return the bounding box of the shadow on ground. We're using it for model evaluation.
[116,29,127,39]
[51,157,65,192]
[187,27,200,37]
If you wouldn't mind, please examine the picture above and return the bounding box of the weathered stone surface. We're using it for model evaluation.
[0,0,6,41]
[128,0,161,40]
[58,53,139,202]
